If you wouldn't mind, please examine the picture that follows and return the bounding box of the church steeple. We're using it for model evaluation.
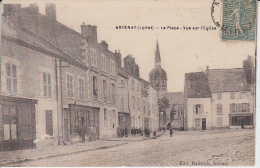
[155,39,161,67]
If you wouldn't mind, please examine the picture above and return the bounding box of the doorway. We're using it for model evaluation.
[202,118,206,130]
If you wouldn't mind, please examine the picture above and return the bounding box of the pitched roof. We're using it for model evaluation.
[165,92,184,105]
[1,17,87,70]
[185,72,212,98]
[207,68,250,93]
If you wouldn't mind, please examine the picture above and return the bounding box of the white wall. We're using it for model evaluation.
[187,97,212,130]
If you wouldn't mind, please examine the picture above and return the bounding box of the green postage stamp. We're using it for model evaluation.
[222,0,256,41]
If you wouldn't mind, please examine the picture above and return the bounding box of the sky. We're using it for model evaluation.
[1,0,256,92]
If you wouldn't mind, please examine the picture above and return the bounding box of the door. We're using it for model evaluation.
[202,118,206,130]
[45,110,53,136]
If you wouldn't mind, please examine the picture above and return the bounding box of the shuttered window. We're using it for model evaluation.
[6,63,18,93]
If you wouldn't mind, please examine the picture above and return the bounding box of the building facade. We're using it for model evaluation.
[184,65,254,130]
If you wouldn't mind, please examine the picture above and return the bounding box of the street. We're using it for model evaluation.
[8,129,254,167]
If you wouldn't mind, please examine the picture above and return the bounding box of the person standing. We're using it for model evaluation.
[170,127,173,137]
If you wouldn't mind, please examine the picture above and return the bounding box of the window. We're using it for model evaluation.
[155,80,159,88]
[230,92,235,99]
[195,104,201,114]
[90,49,97,68]
[121,97,124,112]
[132,80,135,90]
[230,103,236,113]
[195,118,200,127]
[43,72,52,98]
[78,78,84,100]
[110,60,116,76]
[93,76,98,100]
[217,104,222,114]
[67,74,74,98]
[112,84,116,104]
[242,103,249,112]
[162,85,166,90]
[103,80,107,102]
[132,96,135,109]
[217,93,222,100]
[104,109,107,127]
[101,54,106,71]
[3,106,17,140]
[112,110,116,128]
[6,63,17,93]
[231,116,240,126]
[120,79,125,88]
[217,117,223,127]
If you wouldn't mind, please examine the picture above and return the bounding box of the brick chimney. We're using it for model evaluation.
[29,3,39,12]
[45,3,56,21]
[81,22,97,42]
[100,40,108,50]
[114,49,122,67]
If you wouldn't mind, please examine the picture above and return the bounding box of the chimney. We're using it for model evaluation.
[81,22,97,42]
[114,49,122,67]
[29,3,39,12]
[3,4,21,16]
[100,40,108,50]
[45,3,56,21]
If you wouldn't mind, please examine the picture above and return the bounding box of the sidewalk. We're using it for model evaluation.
[0,131,165,166]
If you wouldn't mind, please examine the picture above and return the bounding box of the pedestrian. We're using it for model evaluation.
[80,126,86,142]
[92,125,96,141]
[170,127,173,137]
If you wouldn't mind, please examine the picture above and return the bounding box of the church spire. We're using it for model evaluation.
[155,39,161,67]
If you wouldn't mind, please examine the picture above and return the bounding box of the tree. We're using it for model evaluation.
[158,97,170,111]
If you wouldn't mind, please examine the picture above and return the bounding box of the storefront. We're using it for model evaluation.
[0,95,37,151]
[229,113,253,128]
[118,112,130,137]
[65,104,99,141]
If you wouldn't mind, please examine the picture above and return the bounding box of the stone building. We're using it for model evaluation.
[80,24,118,139]
[183,64,254,130]
[0,15,86,150]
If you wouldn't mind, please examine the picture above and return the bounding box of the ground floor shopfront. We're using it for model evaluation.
[229,113,253,128]
[0,95,37,151]
[118,112,131,137]
[63,104,99,142]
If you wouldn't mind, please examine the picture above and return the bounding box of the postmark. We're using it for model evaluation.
[221,0,256,41]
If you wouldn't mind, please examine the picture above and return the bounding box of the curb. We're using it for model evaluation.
[1,142,128,166]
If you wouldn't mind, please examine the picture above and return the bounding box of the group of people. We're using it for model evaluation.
[79,125,97,142]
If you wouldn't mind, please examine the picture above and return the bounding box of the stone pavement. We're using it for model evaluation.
[0,131,166,166]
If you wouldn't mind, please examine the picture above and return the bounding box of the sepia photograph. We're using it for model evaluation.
[0,0,257,167]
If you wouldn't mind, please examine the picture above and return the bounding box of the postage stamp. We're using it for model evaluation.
[222,0,256,41]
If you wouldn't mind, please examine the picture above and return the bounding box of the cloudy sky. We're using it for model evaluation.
[2,0,256,92]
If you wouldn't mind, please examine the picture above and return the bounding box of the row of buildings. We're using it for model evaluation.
[0,3,160,151]
[0,3,256,151]
[183,58,255,130]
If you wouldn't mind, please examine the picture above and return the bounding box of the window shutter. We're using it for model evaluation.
[193,105,196,114]
[248,103,250,112]
[101,80,104,102]
[98,78,101,101]
[201,104,204,114]
[238,104,242,112]
[89,75,93,101]
[229,104,232,113]
[108,82,111,103]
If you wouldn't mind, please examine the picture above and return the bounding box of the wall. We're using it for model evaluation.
[187,98,212,130]
[211,91,252,128]
[1,38,58,144]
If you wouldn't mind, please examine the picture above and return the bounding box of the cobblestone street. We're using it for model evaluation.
[2,129,254,167]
